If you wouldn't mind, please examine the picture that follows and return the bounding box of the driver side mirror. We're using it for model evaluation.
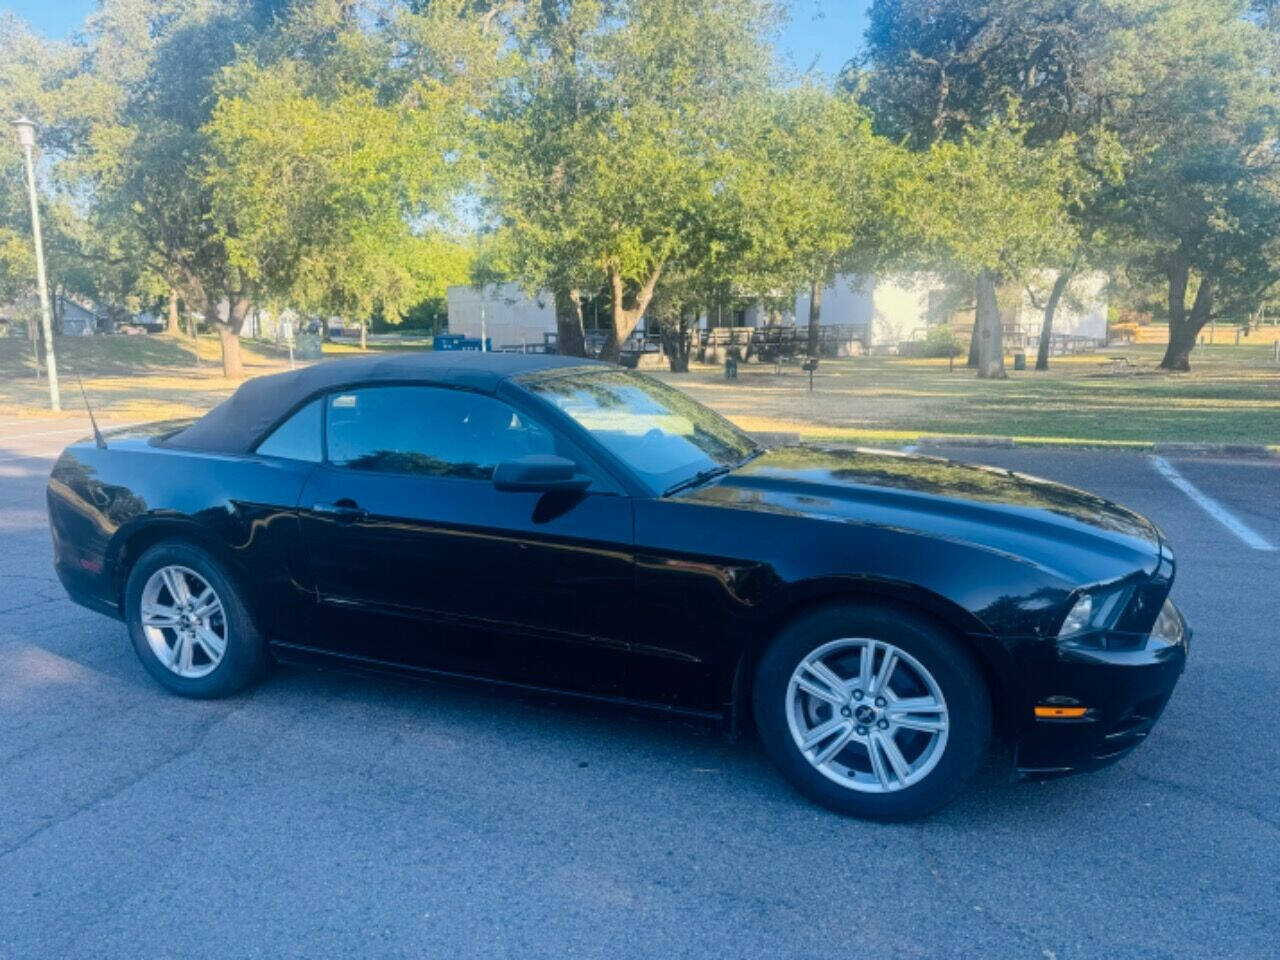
[493,454,592,494]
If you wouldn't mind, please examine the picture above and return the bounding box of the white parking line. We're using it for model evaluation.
[1150,456,1277,551]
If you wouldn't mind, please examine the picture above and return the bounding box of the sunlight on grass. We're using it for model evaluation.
[664,343,1280,445]
[2,335,1277,445]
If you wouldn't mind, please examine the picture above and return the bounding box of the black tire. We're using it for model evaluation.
[124,540,267,698]
[753,601,991,821]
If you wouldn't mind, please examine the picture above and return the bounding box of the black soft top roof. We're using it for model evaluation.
[165,351,609,454]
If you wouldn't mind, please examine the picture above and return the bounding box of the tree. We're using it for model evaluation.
[856,0,1140,149]
[0,14,118,359]
[855,1,1140,369]
[1029,269,1072,371]
[482,0,779,360]
[0,14,44,310]
[1102,1,1280,370]
[728,85,907,359]
[905,118,1081,378]
[64,0,290,378]
[204,1,482,343]
[859,1,1280,373]
[857,1,1091,374]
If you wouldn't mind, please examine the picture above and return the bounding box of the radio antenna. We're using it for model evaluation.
[77,378,107,449]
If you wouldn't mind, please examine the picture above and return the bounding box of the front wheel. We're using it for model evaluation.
[124,540,267,698]
[753,602,991,821]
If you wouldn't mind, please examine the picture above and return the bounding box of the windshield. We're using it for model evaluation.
[520,369,759,495]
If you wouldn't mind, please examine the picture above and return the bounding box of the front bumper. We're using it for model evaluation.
[1012,624,1189,777]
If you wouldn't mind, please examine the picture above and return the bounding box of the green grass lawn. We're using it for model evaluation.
[1,333,281,420]
[3,335,1277,447]
[653,343,1280,447]
[0,333,437,420]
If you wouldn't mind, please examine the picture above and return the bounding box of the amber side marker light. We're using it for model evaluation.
[1034,705,1089,719]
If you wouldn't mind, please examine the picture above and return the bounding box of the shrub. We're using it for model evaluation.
[1109,321,1139,342]
[896,340,927,357]
[923,324,962,357]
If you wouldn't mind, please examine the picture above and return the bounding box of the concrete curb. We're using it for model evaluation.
[750,431,1278,459]
[1151,442,1278,459]
[920,438,1279,458]
[916,436,1016,449]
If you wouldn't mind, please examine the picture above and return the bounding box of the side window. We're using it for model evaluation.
[324,386,557,480]
[256,399,322,462]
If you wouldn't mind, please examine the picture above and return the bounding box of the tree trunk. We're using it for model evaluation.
[189,310,201,366]
[975,271,1007,379]
[599,325,621,363]
[29,314,41,379]
[1160,322,1199,372]
[359,320,367,351]
[661,306,692,373]
[603,264,663,364]
[966,316,981,367]
[1035,270,1071,371]
[213,295,248,379]
[554,288,586,357]
[1160,267,1213,371]
[807,280,823,358]
[167,289,181,335]
[214,324,243,378]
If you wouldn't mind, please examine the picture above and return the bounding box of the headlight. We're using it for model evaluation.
[1150,597,1186,649]
[1059,594,1093,637]
[1056,586,1132,641]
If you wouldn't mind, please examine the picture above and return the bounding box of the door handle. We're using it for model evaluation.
[312,499,367,521]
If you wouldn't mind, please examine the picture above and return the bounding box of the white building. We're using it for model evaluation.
[445,272,1109,351]
[446,283,558,349]
[796,272,1108,348]
[1,293,106,336]
[445,282,804,346]
[1011,272,1108,343]
[795,275,934,347]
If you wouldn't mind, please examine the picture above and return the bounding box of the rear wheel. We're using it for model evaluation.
[124,540,267,698]
[753,602,990,821]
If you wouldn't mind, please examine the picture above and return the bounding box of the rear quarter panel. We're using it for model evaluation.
[48,440,316,636]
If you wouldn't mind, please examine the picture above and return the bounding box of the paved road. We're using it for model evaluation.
[1,419,1276,960]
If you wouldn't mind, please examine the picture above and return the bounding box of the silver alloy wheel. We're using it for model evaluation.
[785,637,949,793]
[139,565,227,679]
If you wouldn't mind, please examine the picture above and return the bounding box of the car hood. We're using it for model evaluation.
[678,446,1165,582]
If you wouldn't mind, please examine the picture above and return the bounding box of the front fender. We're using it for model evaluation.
[632,498,1079,715]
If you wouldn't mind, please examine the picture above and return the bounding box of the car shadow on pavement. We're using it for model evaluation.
[8,595,1122,834]
[247,655,1069,828]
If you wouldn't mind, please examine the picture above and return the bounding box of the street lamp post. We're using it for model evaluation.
[13,116,60,411]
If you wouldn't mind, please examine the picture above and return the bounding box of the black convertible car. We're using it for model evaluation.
[48,353,1189,820]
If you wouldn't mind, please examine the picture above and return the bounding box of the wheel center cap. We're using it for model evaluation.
[854,704,877,724]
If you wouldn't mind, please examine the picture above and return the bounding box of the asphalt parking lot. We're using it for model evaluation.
[1,415,1276,960]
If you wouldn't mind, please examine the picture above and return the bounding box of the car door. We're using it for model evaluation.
[294,383,637,699]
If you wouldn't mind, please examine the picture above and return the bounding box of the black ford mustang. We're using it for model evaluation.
[47,353,1189,820]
